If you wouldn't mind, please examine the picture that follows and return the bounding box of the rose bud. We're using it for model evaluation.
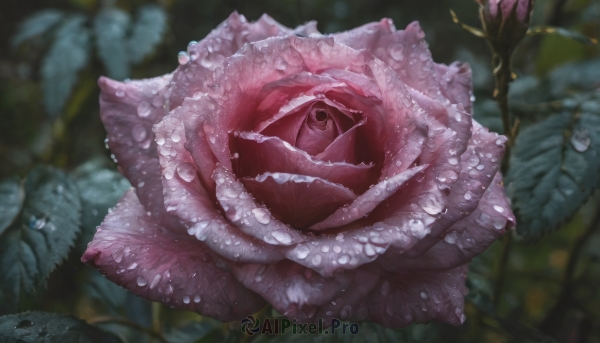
[82,12,514,328]
[479,0,535,52]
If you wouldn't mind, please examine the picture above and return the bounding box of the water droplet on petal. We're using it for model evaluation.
[272,231,292,244]
[194,295,201,303]
[132,125,147,143]
[493,205,505,213]
[338,255,349,264]
[274,56,288,71]
[176,163,196,182]
[296,245,310,259]
[137,101,152,118]
[333,245,342,253]
[137,277,147,287]
[150,274,162,289]
[389,44,405,61]
[111,248,124,263]
[183,295,190,304]
[448,157,459,165]
[252,208,271,225]
[363,243,376,257]
[178,51,191,65]
[311,254,322,266]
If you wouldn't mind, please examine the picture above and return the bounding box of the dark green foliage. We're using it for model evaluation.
[73,159,131,254]
[0,312,120,343]
[41,15,91,117]
[0,167,81,313]
[94,8,131,80]
[11,10,64,48]
[0,176,23,236]
[128,5,168,64]
[507,112,600,238]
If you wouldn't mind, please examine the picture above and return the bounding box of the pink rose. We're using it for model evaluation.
[82,12,514,327]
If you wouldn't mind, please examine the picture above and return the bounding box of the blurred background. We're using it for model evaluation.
[1,0,600,342]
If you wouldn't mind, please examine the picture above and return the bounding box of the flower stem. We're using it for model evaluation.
[491,51,516,175]
[493,231,513,309]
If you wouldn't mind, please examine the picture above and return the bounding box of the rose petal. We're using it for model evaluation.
[234,131,375,193]
[309,165,429,231]
[380,172,514,272]
[168,12,315,109]
[153,113,284,263]
[81,190,265,321]
[435,62,474,114]
[365,265,469,328]
[314,118,365,164]
[213,166,305,246]
[402,120,508,258]
[334,19,445,103]
[242,172,357,229]
[231,261,380,323]
[98,74,182,228]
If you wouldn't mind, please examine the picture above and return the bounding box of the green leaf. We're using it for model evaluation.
[127,5,167,64]
[0,167,81,313]
[0,176,23,236]
[507,112,600,238]
[527,26,597,45]
[0,312,120,343]
[163,321,222,343]
[11,10,64,48]
[41,15,91,117]
[94,8,131,80]
[73,159,130,255]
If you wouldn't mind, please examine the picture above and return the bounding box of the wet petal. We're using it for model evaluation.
[366,265,469,328]
[435,62,474,114]
[315,119,365,164]
[98,75,179,227]
[154,113,284,264]
[234,131,375,193]
[231,261,379,321]
[81,190,265,321]
[242,172,357,229]
[381,172,514,272]
[213,166,305,246]
[310,165,429,231]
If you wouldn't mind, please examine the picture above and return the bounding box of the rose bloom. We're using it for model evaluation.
[82,12,514,327]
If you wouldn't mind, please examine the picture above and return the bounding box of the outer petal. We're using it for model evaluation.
[153,113,284,263]
[81,190,265,321]
[381,172,514,272]
[234,132,375,193]
[99,74,179,227]
[168,12,316,109]
[242,172,357,229]
[434,62,474,114]
[365,265,469,328]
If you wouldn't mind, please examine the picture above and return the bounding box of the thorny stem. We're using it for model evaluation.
[539,208,600,334]
[88,316,169,343]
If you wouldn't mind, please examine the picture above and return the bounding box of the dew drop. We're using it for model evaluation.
[274,56,288,71]
[333,245,342,253]
[178,51,190,65]
[363,243,376,257]
[463,192,472,200]
[132,125,147,143]
[150,274,162,289]
[338,255,349,265]
[296,245,310,259]
[137,101,152,118]
[111,248,124,263]
[493,205,505,213]
[252,208,271,225]
[467,154,480,167]
[183,295,190,304]
[389,44,405,61]
[176,163,196,182]
[571,129,590,152]
[321,245,330,253]
[311,254,322,266]
[448,157,459,165]
[193,295,201,303]
[136,277,147,287]
[272,230,292,244]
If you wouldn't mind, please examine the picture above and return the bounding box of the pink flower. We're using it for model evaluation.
[82,13,514,327]
[480,0,535,48]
